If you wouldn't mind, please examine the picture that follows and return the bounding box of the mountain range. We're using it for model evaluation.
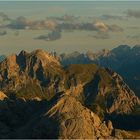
[0,49,140,138]
[57,45,140,98]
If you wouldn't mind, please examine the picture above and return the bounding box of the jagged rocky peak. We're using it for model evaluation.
[99,48,110,56]
[105,68,140,114]
[5,54,17,66]
[63,65,140,115]
[36,94,114,139]
[29,49,61,65]
[18,50,28,57]
[24,49,63,79]
[0,54,20,80]
[0,49,63,93]
[86,49,111,61]
[1,49,61,71]
[86,51,95,60]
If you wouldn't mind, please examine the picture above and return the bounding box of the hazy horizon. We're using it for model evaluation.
[0,1,140,55]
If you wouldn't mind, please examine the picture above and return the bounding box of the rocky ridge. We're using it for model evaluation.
[0,49,140,138]
[58,44,140,97]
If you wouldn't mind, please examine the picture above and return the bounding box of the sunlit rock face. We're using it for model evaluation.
[0,49,140,138]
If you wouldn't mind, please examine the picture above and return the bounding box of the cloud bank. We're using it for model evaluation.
[0,12,124,41]
[8,16,57,30]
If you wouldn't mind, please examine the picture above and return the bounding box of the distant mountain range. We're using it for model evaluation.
[0,49,140,138]
[56,45,140,97]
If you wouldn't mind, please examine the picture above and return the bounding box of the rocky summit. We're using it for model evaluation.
[0,49,140,138]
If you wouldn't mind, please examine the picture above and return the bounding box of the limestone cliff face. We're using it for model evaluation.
[106,69,140,114]
[64,65,140,115]
[0,50,63,96]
